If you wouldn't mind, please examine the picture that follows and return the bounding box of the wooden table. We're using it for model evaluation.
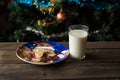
[0,42,120,80]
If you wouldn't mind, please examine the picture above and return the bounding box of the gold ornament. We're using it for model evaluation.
[37,19,47,26]
[37,20,42,26]
[42,20,47,26]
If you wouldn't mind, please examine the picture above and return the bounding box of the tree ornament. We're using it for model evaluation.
[56,9,68,23]
[37,20,42,26]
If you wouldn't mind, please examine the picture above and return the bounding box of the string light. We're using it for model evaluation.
[12,0,120,11]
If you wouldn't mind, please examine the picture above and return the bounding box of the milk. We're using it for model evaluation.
[69,30,88,59]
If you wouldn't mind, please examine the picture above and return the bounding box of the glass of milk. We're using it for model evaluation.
[69,24,89,60]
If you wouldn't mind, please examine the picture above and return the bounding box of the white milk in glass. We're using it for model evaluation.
[69,30,88,59]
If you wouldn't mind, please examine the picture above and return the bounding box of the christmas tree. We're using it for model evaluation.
[8,0,120,42]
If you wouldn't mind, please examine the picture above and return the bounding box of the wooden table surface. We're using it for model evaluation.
[0,42,120,80]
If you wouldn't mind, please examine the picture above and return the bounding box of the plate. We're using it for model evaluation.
[16,40,69,65]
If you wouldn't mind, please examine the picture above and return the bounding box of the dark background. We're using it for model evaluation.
[0,0,14,40]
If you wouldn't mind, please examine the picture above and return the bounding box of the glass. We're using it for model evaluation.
[69,24,89,60]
